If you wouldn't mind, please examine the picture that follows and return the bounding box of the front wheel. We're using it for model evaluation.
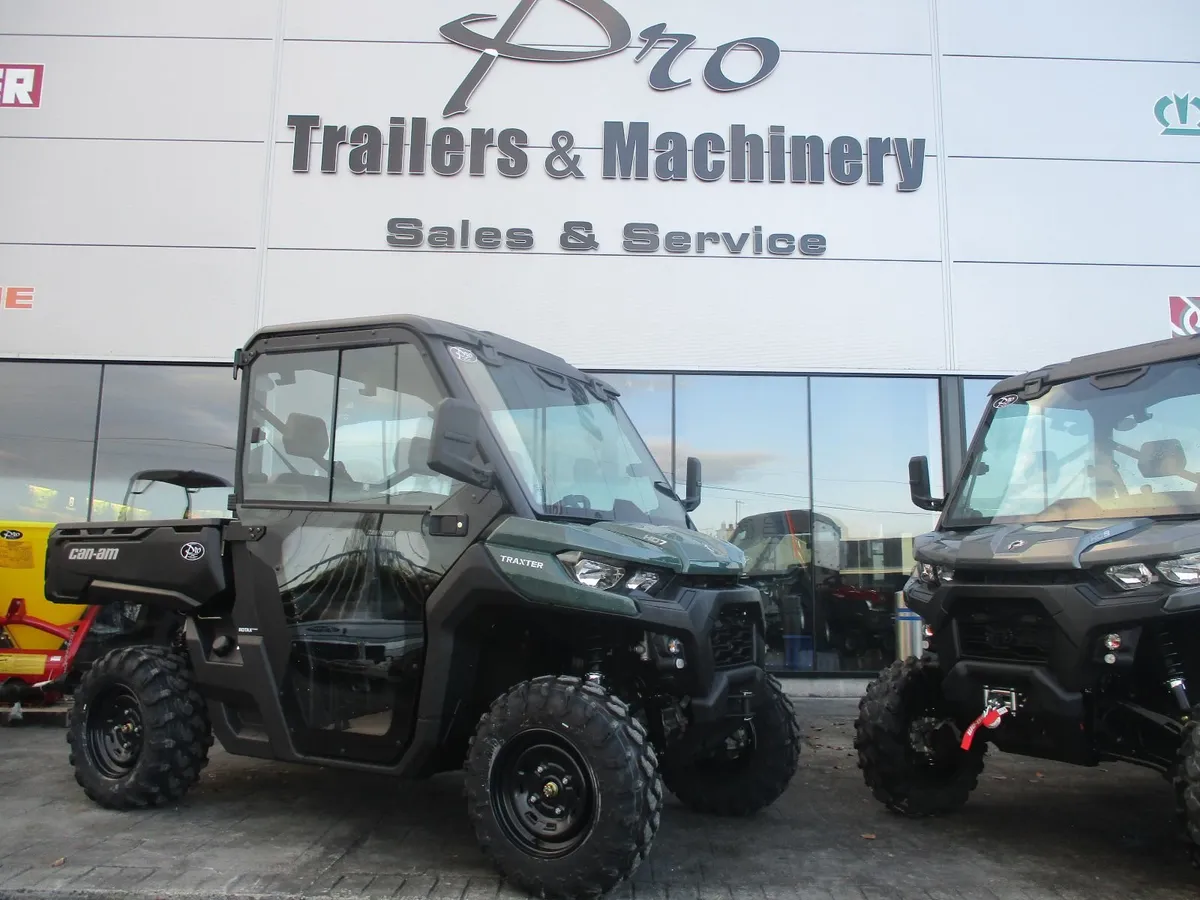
[464,675,662,899]
[660,674,801,816]
[1173,712,1200,868]
[854,656,985,817]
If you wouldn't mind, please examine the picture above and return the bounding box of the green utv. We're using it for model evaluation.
[853,333,1200,869]
[43,315,800,898]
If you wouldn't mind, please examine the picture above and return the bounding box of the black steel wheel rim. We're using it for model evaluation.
[490,728,597,860]
[688,721,758,775]
[85,684,144,779]
[906,678,962,775]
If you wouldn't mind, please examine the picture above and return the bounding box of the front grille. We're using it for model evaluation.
[952,598,1054,665]
[710,605,756,668]
[952,568,1088,587]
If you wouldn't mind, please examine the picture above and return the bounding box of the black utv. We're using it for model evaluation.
[853,333,1200,867]
[43,315,800,898]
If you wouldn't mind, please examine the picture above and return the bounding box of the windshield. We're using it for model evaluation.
[945,357,1200,527]
[447,344,688,527]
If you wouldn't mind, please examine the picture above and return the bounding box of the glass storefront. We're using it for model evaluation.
[0,359,990,676]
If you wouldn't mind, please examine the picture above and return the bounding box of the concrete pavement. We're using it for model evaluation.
[0,697,1196,900]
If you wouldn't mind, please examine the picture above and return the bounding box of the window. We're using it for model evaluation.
[242,350,339,503]
[0,362,101,522]
[90,365,239,521]
[673,375,811,671]
[810,376,943,673]
[452,352,682,526]
[674,375,810,540]
[330,344,462,506]
[241,344,466,507]
[948,357,1200,525]
[594,373,673,479]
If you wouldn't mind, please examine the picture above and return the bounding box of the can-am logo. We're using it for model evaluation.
[1156,93,1200,137]
[440,0,779,117]
[1169,295,1200,338]
[0,65,44,108]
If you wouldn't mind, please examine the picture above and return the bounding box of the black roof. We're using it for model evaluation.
[242,314,605,388]
[990,332,1200,396]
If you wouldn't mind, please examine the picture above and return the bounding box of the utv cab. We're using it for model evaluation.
[854,332,1200,869]
[43,315,800,898]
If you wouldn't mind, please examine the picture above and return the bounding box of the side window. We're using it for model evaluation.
[242,350,339,503]
[331,344,463,505]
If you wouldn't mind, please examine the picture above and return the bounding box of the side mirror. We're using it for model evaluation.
[683,456,702,512]
[428,398,494,489]
[908,455,944,512]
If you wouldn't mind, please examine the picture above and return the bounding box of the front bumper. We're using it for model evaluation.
[906,573,1200,720]
[633,581,768,723]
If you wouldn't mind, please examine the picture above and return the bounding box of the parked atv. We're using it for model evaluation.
[854,333,1200,868]
[43,315,800,898]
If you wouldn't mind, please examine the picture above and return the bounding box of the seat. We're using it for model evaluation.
[267,413,333,502]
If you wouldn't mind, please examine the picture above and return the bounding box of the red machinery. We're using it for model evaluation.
[0,597,100,724]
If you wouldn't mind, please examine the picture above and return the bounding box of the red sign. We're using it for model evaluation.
[1170,295,1200,338]
[0,65,44,108]
[1,287,34,310]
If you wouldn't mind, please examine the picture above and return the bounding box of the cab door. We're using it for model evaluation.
[236,339,502,765]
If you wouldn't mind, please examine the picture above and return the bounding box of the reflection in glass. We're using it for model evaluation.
[90,365,239,521]
[810,377,943,672]
[673,375,811,671]
[595,373,673,479]
[0,362,101,522]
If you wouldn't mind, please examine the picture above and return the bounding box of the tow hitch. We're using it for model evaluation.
[960,687,1018,751]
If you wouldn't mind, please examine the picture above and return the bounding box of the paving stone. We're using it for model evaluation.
[1,700,1198,900]
[395,875,442,900]
[365,874,410,898]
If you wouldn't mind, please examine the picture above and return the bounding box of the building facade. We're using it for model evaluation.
[2,1,1198,676]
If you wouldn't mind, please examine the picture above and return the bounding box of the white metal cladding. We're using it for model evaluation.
[0,0,1196,374]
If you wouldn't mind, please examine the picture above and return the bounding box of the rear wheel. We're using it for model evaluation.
[67,644,212,809]
[854,656,985,817]
[660,674,800,816]
[464,675,662,899]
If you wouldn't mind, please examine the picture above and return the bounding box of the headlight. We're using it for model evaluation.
[1105,563,1154,591]
[557,552,663,593]
[625,570,660,592]
[914,562,953,586]
[1156,553,1200,586]
[568,556,626,590]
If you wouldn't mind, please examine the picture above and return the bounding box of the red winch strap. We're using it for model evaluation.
[960,705,1008,751]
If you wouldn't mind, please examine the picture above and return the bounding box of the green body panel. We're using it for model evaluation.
[483,517,746,616]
